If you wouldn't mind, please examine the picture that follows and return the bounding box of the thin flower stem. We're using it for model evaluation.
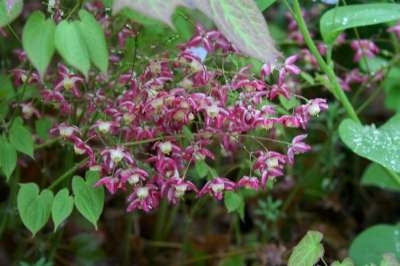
[291,0,361,124]
[48,158,88,190]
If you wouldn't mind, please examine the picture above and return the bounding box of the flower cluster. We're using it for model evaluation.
[10,2,328,212]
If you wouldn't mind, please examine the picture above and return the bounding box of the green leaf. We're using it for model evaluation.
[77,10,108,73]
[224,191,244,220]
[72,171,104,229]
[51,188,74,231]
[0,0,23,27]
[35,117,53,140]
[9,118,34,158]
[22,11,56,78]
[0,74,15,102]
[0,136,17,180]
[204,0,280,64]
[383,67,400,113]
[255,0,276,11]
[361,163,400,192]
[195,160,209,178]
[113,0,181,27]
[55,20,90,78]
[349,224,400,266]
[339,115,400,173]
[17,183,54,236]
[331,258,355,266]
[288,230,324,266]
[320,4,400,44]
[380,253,400,266]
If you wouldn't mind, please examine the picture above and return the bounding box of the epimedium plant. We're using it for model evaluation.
[1,0,400,264]
[2,0,327,236]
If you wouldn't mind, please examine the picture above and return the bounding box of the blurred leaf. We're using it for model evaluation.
[0,0,23,27]
[9,118,34,158]
[380,253,400,266]
[224,191,244,220]
[22,11,56,78]
[51,188,74,231]
[361,163,400,192]
[77,10,108,73]
[113,0,183,27]
[0,135,17,180]
[255,0,276,11]
[320,4,400,44]
[55,20,90,78]
[72,171,104,229]
[0,74,15,102]
[196,0,280,64]
[349,224,400,265]
[35,117,52,140]
[339,114,400,173]
[384,67,400,113]
[195,160,209,178]
[359,56,388,75]
[219,255,245,266]
[17,183,54,236]
[288,231,324,266]
[331,258,354,266]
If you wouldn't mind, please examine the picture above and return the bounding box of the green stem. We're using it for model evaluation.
[122,212,134,266]
[291,0,360,124]
[48,158,88,190]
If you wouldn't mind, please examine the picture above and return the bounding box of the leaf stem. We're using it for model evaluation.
[291,0,360,124]
[48,158,88,190]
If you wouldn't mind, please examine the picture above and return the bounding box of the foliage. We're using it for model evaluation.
[0,0,400,264]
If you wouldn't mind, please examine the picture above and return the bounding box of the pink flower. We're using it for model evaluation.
[198,177,236,200]
[53,64,84,97]
[350,40,379,62]
[287,134,311,165]
[50,123,80,139]
[127,184,160,212]
[161,177,198,204]
[388,22,400,39]
[100,147,134,171]
[236,176,261,190]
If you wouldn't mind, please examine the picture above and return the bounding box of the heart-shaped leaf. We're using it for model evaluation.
[331,258,354,266]
[320,4,400,44]
[113,0,184,27]
[255,0,277,11]
[51,188,74,231]
[9,117,34,158]
[199,0,280,64]
[22,11,56,78]
[380,253,400,266]
[55,20,90,78]
[17,183,54,236]
[0,136,17,180]
[288,230,324,266]
[350,224,400,266]
[0,0,23,27]
[72,171,104,229]
[77,10,108,73]
[361,163,400,192]
[339,115,400,173]
[224,191,244,220]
